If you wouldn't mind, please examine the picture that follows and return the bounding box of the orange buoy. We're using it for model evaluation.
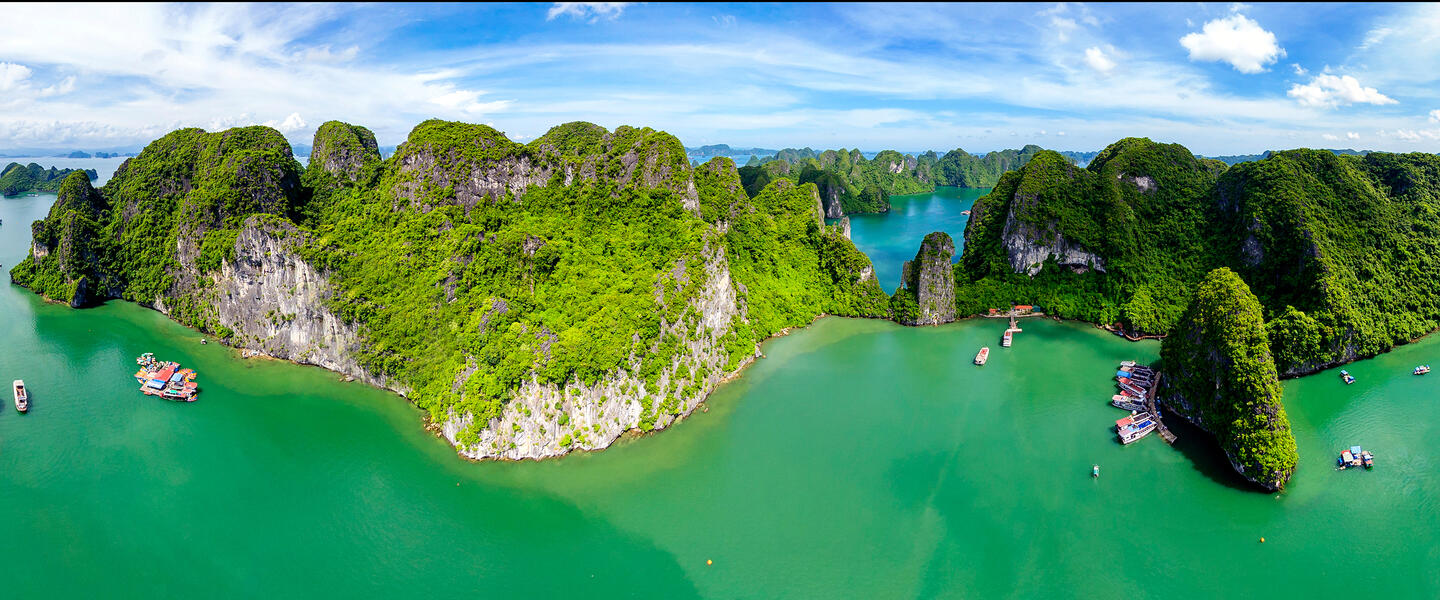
[706,559,713,566]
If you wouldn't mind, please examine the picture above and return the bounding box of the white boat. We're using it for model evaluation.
[13,379,28,413]
[974,347,990,365]
[1116,412,1156,444]
[1120,360,1136,367]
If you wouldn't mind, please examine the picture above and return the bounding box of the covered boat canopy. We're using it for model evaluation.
[146,379,166,390]
[1350,445,1363,456]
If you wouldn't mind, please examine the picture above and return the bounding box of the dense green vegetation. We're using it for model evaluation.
[954,137,1440,376]
[0,162,99,196]
[957,139,1225,332]
[14,120,887,451]
[924,145,1046,188]
[739,144,1060,216]
[10,126,302,321]
[1158,268,1298,490]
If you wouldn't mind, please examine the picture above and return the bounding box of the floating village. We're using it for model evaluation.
[133,352,200,402]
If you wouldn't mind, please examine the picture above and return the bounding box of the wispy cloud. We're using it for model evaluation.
[547,3,631,23]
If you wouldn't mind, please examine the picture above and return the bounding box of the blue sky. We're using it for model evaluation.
[0,2,1437,155]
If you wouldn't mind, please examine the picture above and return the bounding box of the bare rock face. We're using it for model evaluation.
[839,216,852,240]
[310,121,381,181]
[213,217,379,386]
[898,231,956,326]
[1000,199,1107,276]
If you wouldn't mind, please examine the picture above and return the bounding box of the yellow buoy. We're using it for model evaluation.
[1260,537,1266,543]
[706,559,713,566]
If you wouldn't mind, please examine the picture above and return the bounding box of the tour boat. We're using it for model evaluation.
[1116,412,1156,444]
[974,347,990,366]
[1361,450,1374,469]
[13,380,27,412]
[1415,365,1430,375]
[1118,381,1147,397]
[1340,370,1356,385]
[1120,360,1137,367]
[1002,330,1014,347]
[1111,395,1146,412]
[1339,450,1353,468]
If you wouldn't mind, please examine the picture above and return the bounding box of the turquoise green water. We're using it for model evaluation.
[833,186,988,292]
[4,193,1440,597]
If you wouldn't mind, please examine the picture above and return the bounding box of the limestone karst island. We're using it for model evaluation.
[2,3,1438,598]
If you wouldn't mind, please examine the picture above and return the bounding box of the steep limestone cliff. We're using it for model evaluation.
[893,232,956,326]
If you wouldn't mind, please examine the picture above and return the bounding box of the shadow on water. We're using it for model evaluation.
[1159,405,1264,493]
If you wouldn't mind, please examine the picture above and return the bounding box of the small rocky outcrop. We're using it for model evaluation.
[895,231,956,326]
[839,216,852,240]
[310,121,380,181]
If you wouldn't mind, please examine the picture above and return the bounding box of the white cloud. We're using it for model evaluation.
[1347,131,1360,140]
[1322,133,1339,141]
[1083,47,1115,74]
[1287,74,1397,108]
[263,112,306,133]
[1179,13,1285,73]
[1291,64,1307,76]
[0,62,33,91]
[546,3,630,23]
[1430,109,1440,123]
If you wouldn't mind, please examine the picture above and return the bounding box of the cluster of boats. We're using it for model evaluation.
[1109,361,1152,412]
[133,353,199,401]
[1109,361,1158,444]
[1338,445,1374,470]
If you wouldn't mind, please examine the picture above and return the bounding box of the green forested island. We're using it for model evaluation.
[1158,268,1298,490]
[11,120,887,459]
[0,162,99,197]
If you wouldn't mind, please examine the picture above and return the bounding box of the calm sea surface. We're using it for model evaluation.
[3,192,1438,598]
[834,186,987,292]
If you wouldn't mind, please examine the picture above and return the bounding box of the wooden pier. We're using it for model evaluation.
[1143,371,1177,444]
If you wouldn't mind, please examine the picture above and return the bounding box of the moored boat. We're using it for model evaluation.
[1116,412,1156,444]
[1340,370,1356,385]
[1415,365,1430,375]
[1120,360,1136,367]
[974,347,990,365]
[12,379,27,413]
